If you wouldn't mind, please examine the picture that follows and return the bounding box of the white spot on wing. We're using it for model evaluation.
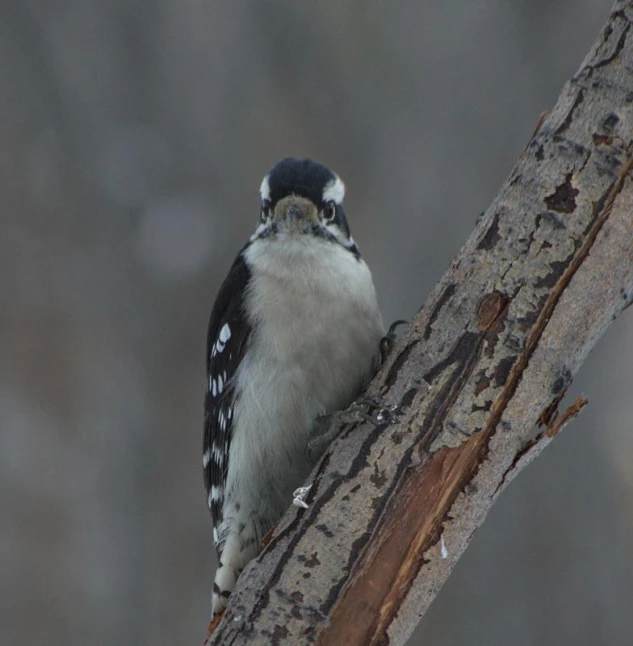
[219,323,231,343]
[211,378,217,397]
[260,175,270,201]
[211,485,222,501]
[203,448,211,468]
[217,374,224,394]
[215,324,232,354]
[213,527,219,543]
[322,176,345,204]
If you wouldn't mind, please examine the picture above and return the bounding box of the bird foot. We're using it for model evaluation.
[380,319,408,364]
[292,485,312,508]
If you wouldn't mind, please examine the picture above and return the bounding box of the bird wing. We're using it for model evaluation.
[203,249,252,555]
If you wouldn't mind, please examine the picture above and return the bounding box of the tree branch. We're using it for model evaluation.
[207,3,633,644]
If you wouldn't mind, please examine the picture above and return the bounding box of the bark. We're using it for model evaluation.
[206,3,633,644]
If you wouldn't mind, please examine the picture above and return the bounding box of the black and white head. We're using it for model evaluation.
[252,157,360,258]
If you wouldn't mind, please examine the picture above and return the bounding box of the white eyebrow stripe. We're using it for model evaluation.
[260,175,270,201]
[322,176,345,204]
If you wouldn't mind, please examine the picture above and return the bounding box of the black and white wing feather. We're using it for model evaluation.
[203,250,252,554]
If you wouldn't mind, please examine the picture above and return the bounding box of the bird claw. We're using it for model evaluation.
[375,406,399,424]
[306,398,395,464]
[331,400,376,425]
[380,319,408,363]
[355,396,382,409]
[293,485,312,508]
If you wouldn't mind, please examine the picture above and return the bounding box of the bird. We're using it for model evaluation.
[203,157,385,615]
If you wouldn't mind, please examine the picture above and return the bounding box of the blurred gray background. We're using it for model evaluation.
[2,1,632,645]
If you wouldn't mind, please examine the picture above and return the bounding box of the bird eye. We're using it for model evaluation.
[323,201,336,221]
[260,201,271,221]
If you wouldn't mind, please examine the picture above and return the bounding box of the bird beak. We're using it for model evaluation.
[283,203,305,224]
[272,196,319,232]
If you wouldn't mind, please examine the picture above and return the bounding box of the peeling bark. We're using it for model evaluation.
[206,3,633,644]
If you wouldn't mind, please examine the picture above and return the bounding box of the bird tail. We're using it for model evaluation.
[212,524,260,615]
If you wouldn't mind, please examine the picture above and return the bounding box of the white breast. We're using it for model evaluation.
[227,234,384,526]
